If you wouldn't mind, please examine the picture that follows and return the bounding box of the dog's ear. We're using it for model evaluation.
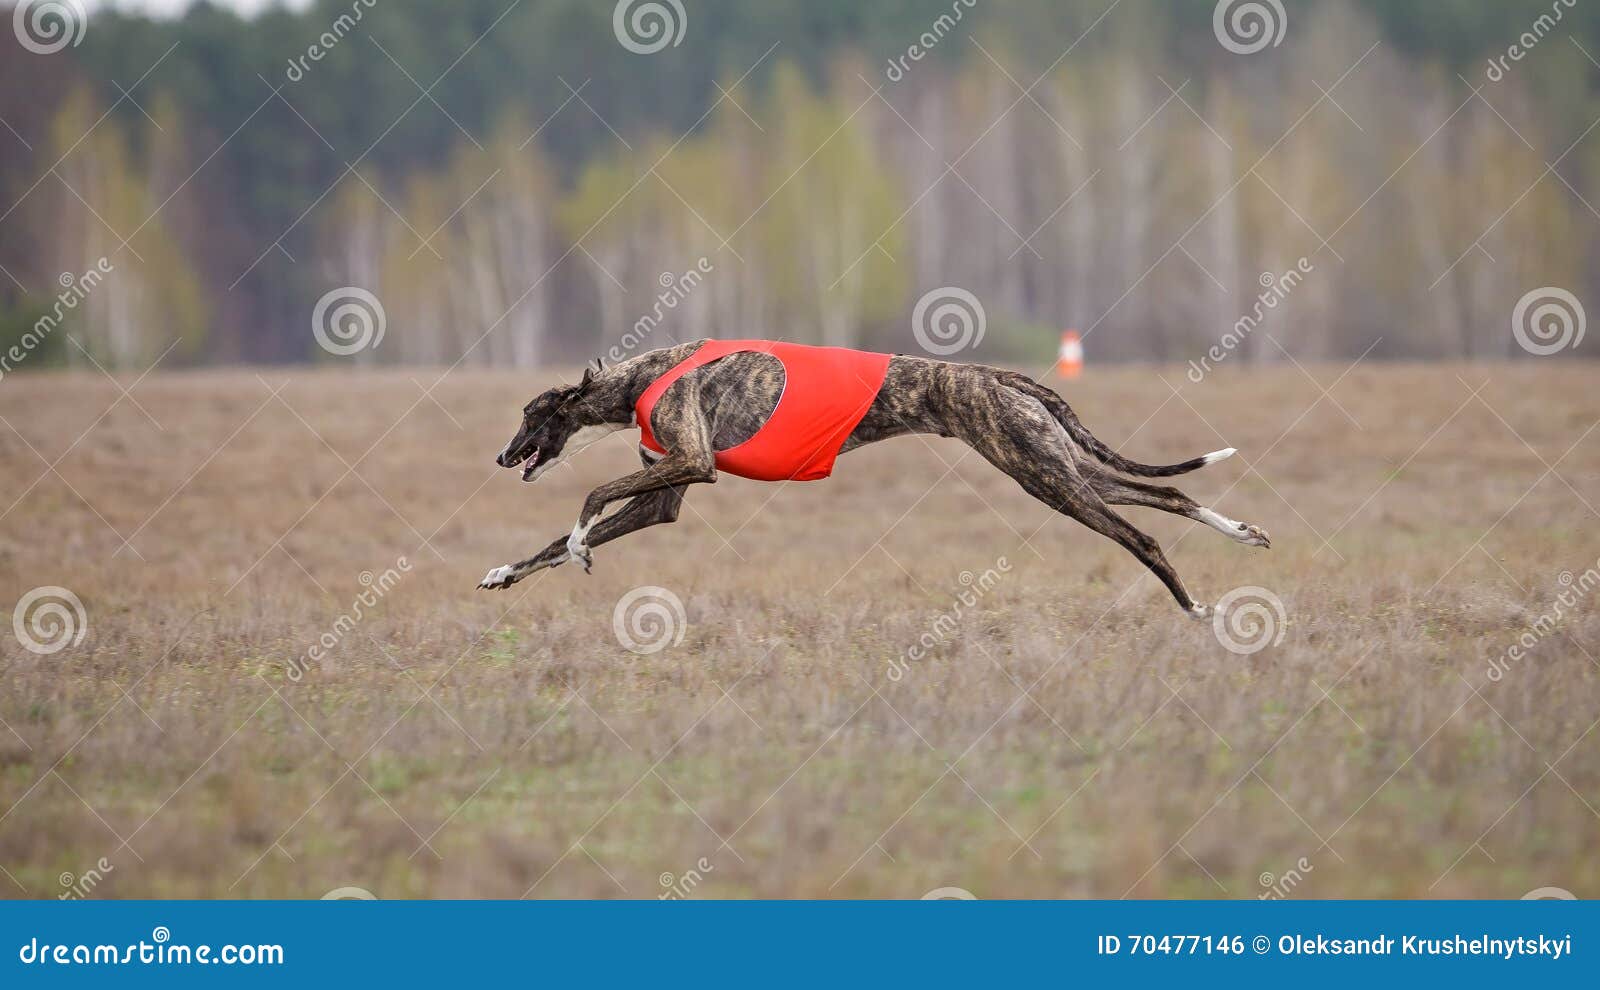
[579,357,603,389]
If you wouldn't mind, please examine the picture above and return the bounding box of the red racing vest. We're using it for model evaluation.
[635,340,892,482]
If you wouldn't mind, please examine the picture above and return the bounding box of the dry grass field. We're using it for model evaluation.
[0,360,1597,899]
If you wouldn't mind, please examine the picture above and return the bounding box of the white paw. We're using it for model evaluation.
[1238,523,1272,548]
[478,565,517,590]
[566,524,593,574]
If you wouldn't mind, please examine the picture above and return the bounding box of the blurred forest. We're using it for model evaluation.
[1,0,1597,367]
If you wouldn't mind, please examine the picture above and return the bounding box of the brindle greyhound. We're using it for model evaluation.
[478,340,1269,619]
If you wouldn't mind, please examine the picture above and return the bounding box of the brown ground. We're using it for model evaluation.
[0,361,1596,899]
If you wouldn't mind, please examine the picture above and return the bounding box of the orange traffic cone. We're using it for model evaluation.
[1056,330,1083,379]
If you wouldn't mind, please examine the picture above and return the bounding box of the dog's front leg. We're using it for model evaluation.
[478,484,689,590]
[563,396,716,574]
[566,452,715,572]
[477,540,569,590]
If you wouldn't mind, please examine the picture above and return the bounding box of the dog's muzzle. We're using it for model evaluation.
[496,439,543,481]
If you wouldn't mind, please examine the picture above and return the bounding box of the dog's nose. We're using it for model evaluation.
[495,450,509,467]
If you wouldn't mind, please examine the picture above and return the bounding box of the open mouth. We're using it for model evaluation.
[528,451,553,483]
[500,442,544,481]
[520,450,543,482]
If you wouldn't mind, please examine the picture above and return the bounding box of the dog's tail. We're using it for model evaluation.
[1003,373,1235,477]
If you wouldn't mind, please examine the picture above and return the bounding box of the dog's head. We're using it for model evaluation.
[495,364,611,482]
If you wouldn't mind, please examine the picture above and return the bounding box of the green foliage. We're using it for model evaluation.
[44,86,209,366]
[983,318,1063,367]
[0,300,70,371]
[9,0,1600,364]
[757,59,906,344]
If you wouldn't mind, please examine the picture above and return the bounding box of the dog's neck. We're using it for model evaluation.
[578,345,700,428]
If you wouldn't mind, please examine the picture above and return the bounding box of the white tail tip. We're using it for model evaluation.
[1203,447,1237,464]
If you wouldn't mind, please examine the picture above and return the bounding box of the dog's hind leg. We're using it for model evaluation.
[956,394,1210,618]
[1087,472,1271,548]
[1047,482,1212,620]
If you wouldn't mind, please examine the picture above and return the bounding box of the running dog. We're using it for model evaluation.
[478,339,1269,618]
